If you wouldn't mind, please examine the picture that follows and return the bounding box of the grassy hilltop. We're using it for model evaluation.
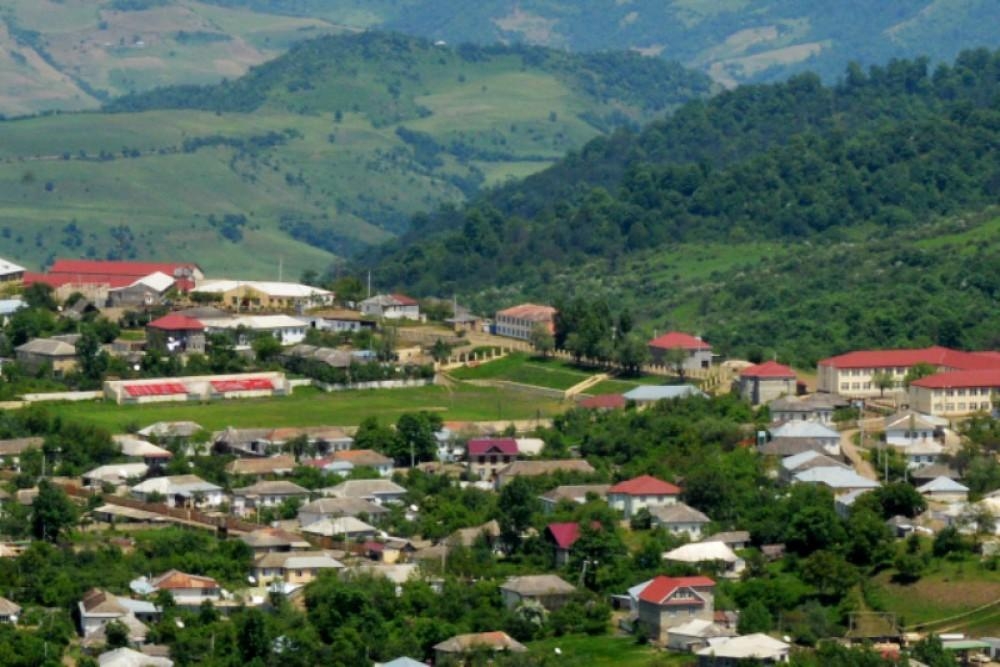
[0,32,710,276]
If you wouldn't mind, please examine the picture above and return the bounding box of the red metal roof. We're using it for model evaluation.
[609,474,681,496]
[578,394,627,410]
[26,259,199,292]
[648,332,711,350]
[546,522,582,549]
[638,575,715,605]
[467,438,519,456]
[210,378,275,393]
[125,382,189,397]
[147,313,205,331]
[911,368,1000,390]
[740,360,796,378]
[818,346,1000,371]
[390,293,419,306]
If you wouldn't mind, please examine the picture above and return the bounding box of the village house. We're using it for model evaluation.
[107,272,176,308]
[323,479,407,505]
[0,596,21,624]
[779,451,849,482]
[909,369,1000,417]
[225,454,297,478]
[297,497,389,527]
[306,309,377,333]
[114,435,173,467]
[700,531,751,551]
[663,543,745,577]
[539,484,611,513]
[129,475,224,508]
[647,332,713,371]
[433,632,527,663]
[307,449,394,477]
[545,522,586,567]
[191,279,334,312]
[300,516,378,541]
[636,575,716,644]
[736,361,797,406]
[199,314,310,347]
[608,475,682,519]
[769,393,848,424]
[916,476,969,503]
[144,570,222,607]
[467,438,519,480]
[0,436,43,471]
[231,481,311,516]
[0,256,25,283]
[493,303,556,341]
[884,411,947,447]
[97,647,174,667]
[145,314,206,354]
[360,293,421,320]
[494,459,596,487]
[252,551,344,586]
[239,527,312,555]
[82,463,149,488]
[649,503,711,539]
[696,633,791,665]
[78,589,158,642]
[792,467,880,494]
[25,259,201,302]
[765,421,841,457]
[15,336,78,374]
[816,345,1000,398]
[499,575,576,611]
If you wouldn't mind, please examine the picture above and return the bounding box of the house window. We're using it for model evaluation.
[840,383,849,391]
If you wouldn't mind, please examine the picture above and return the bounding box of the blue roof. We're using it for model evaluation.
[623,385,706,402]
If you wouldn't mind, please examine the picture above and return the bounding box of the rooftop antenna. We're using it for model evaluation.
[367,271,372,298]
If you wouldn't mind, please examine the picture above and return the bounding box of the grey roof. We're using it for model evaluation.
[781,450,847,472]
[0,436,43,456]
[0,596,21,616]
[650,502,711,524]
[696,633,789,660]
[16,338,76,356]
[623,385,706,402]
[885,411,948,431]
[917,477,969,494]
[701,531,751,546]
[131,475,222,496]
[770,421,840,439]
[793,467,880,490]
[298,496,389,517]
[233,481,310,497]
[0,299,25,316]
[500,574,576,597]
[98,647,173,667]
[137,421,204,438]
[300,516,377,537]
[540,484,611,504]
[912,463,961,481]
[497,459,596,478]
[758,438,829,457]
[325,479,406,499]
[434,632,527,654]
[255,550,343,570]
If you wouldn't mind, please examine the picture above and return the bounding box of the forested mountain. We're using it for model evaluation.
[0,32,710,276]
[202,0,1000,88]
[363,49,1000,363]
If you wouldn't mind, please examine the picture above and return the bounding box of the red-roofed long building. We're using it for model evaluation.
[817,346,1000,398]
[909,369,1000,417]
[608,475,681,518]
[636,575,716,644]
[25,259,202,291]
[737,360,797,406]
[494,303,556,341]
[648,332,713,372]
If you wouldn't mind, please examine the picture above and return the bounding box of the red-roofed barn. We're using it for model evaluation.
[608,475,681,518]
[648,332,712,372]
[737,360,797,406]
[636,575,716,643]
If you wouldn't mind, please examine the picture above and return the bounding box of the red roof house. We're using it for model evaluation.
[546,522,583,550]
[647,332,713,372]
[648,332,711,351]
[608,475,682,519]
[738,361,798,406]
[636,575,716,643]
[467,438,519,457]
[147,314,205,332]
[467,438,519,481]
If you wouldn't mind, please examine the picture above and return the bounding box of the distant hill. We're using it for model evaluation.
[198,0,1000,87]
[363,49,1000,362]
[0,32,710,277]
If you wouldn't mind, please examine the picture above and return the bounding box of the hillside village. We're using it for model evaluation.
[0,254,996,666]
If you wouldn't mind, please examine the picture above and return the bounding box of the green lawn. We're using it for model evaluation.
[44,384,566,433]
[867,552,1000,634]
[450,353,594,391]
[527,635,692,666]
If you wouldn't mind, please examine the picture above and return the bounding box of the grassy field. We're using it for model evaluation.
[527,635,692,666]
[867,553,1000,635]
[44,383,566,432]
[450,353,594,391]
[0,30,703,274]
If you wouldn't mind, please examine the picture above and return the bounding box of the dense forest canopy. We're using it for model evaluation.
[362,49,1000,363]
